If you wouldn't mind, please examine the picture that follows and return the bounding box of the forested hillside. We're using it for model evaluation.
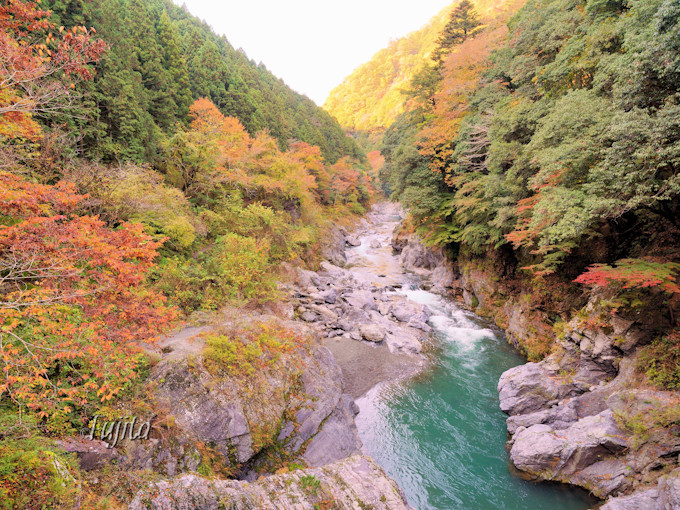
[42,0,363,164]
[0,3,374,505]
[381,0,680,363]
[323,0,519,134]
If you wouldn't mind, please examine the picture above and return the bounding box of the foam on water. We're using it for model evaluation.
[350,207,595,510]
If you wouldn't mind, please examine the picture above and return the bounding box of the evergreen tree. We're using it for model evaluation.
[432,0,482,66]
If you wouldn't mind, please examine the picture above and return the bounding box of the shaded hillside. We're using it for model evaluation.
[323,0,520,133]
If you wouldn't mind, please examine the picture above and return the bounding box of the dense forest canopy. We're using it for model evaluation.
[40,0,364,164]
[379,0,680,360]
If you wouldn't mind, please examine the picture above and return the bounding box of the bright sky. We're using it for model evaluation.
[175,0,453,105]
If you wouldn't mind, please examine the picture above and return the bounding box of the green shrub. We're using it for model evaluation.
[638,331,680,389]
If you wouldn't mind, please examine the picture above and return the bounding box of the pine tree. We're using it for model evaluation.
[432,0,482,66]
[156,10,192,127]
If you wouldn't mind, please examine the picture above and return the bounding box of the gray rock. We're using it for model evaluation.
[378,302,391,316]
[510,410,628,478]
[431,263,455,289]
[506,401,579,435]
[600,467,680,510]
[570,459,630,497]
[303,394,361,467]
[309,304,338,322]
[399,238,443,272]
[294,268,317,289]
[346,236,361,247]
[659,467,680,509]
[345,290,378,311]
[56,438,119,471]
[300,311,318,322]
[391,301,430,323]
[600,489,660,510]
[408,319,432,333]
[128,455,413,510]
[369,239,381,249]
[321,288,339,304]
[385,331,422,355]
[360,324,386,343]
[498,363,560,416]
[322,227,347,267]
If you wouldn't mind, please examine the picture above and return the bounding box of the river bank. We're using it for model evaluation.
[388,209,680,508]
[55,202,680,509]
[300,202,596,509]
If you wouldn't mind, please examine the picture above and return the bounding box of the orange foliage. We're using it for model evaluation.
[417,17,511,177]
[0,1,106,140]
[0,173,178,418]
[184,98,371,207]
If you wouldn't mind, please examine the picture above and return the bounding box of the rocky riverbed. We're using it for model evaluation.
[290,202,433,396]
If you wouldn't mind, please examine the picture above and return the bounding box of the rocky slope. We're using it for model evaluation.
[128,455,411,510]
[55,211,418,509]
[392,228,680,508]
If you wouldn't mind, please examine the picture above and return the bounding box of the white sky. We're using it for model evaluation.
[175,1,453,105]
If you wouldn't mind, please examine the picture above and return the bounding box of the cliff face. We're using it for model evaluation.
[396,231,680,507]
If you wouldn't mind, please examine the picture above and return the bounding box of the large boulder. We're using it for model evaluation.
[510,410,628,488]
[360,324,386,343]
[498,363,561,416]
[390,301,431,324]
[322,227,348,267]
[399,238,443,273]
[345,290,378,311]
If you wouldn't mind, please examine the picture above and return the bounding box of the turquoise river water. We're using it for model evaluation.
[356,285,598,509]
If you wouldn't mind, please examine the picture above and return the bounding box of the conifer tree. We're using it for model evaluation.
[432,0,482,66]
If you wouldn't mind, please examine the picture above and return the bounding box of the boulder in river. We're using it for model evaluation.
[390,301,431,323]
[510,409,628,478]
[498,363,561,416]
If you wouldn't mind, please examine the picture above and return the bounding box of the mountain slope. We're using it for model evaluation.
[323,0,519,133]
[43,0,363,164]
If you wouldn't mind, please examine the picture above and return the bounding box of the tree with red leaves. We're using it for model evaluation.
[0,173,178,427]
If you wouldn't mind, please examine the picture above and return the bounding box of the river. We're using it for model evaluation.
[339,205,597,510]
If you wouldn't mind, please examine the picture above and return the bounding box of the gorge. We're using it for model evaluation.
[1,0,679,508]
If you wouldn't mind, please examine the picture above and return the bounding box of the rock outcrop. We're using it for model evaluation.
[499,323,680,503]
[600,468,680,510]
[125,321,362,477]
[128,455,413,510]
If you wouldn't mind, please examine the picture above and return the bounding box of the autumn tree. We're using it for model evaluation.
[0,173,178,428]
[0,0,105,139]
